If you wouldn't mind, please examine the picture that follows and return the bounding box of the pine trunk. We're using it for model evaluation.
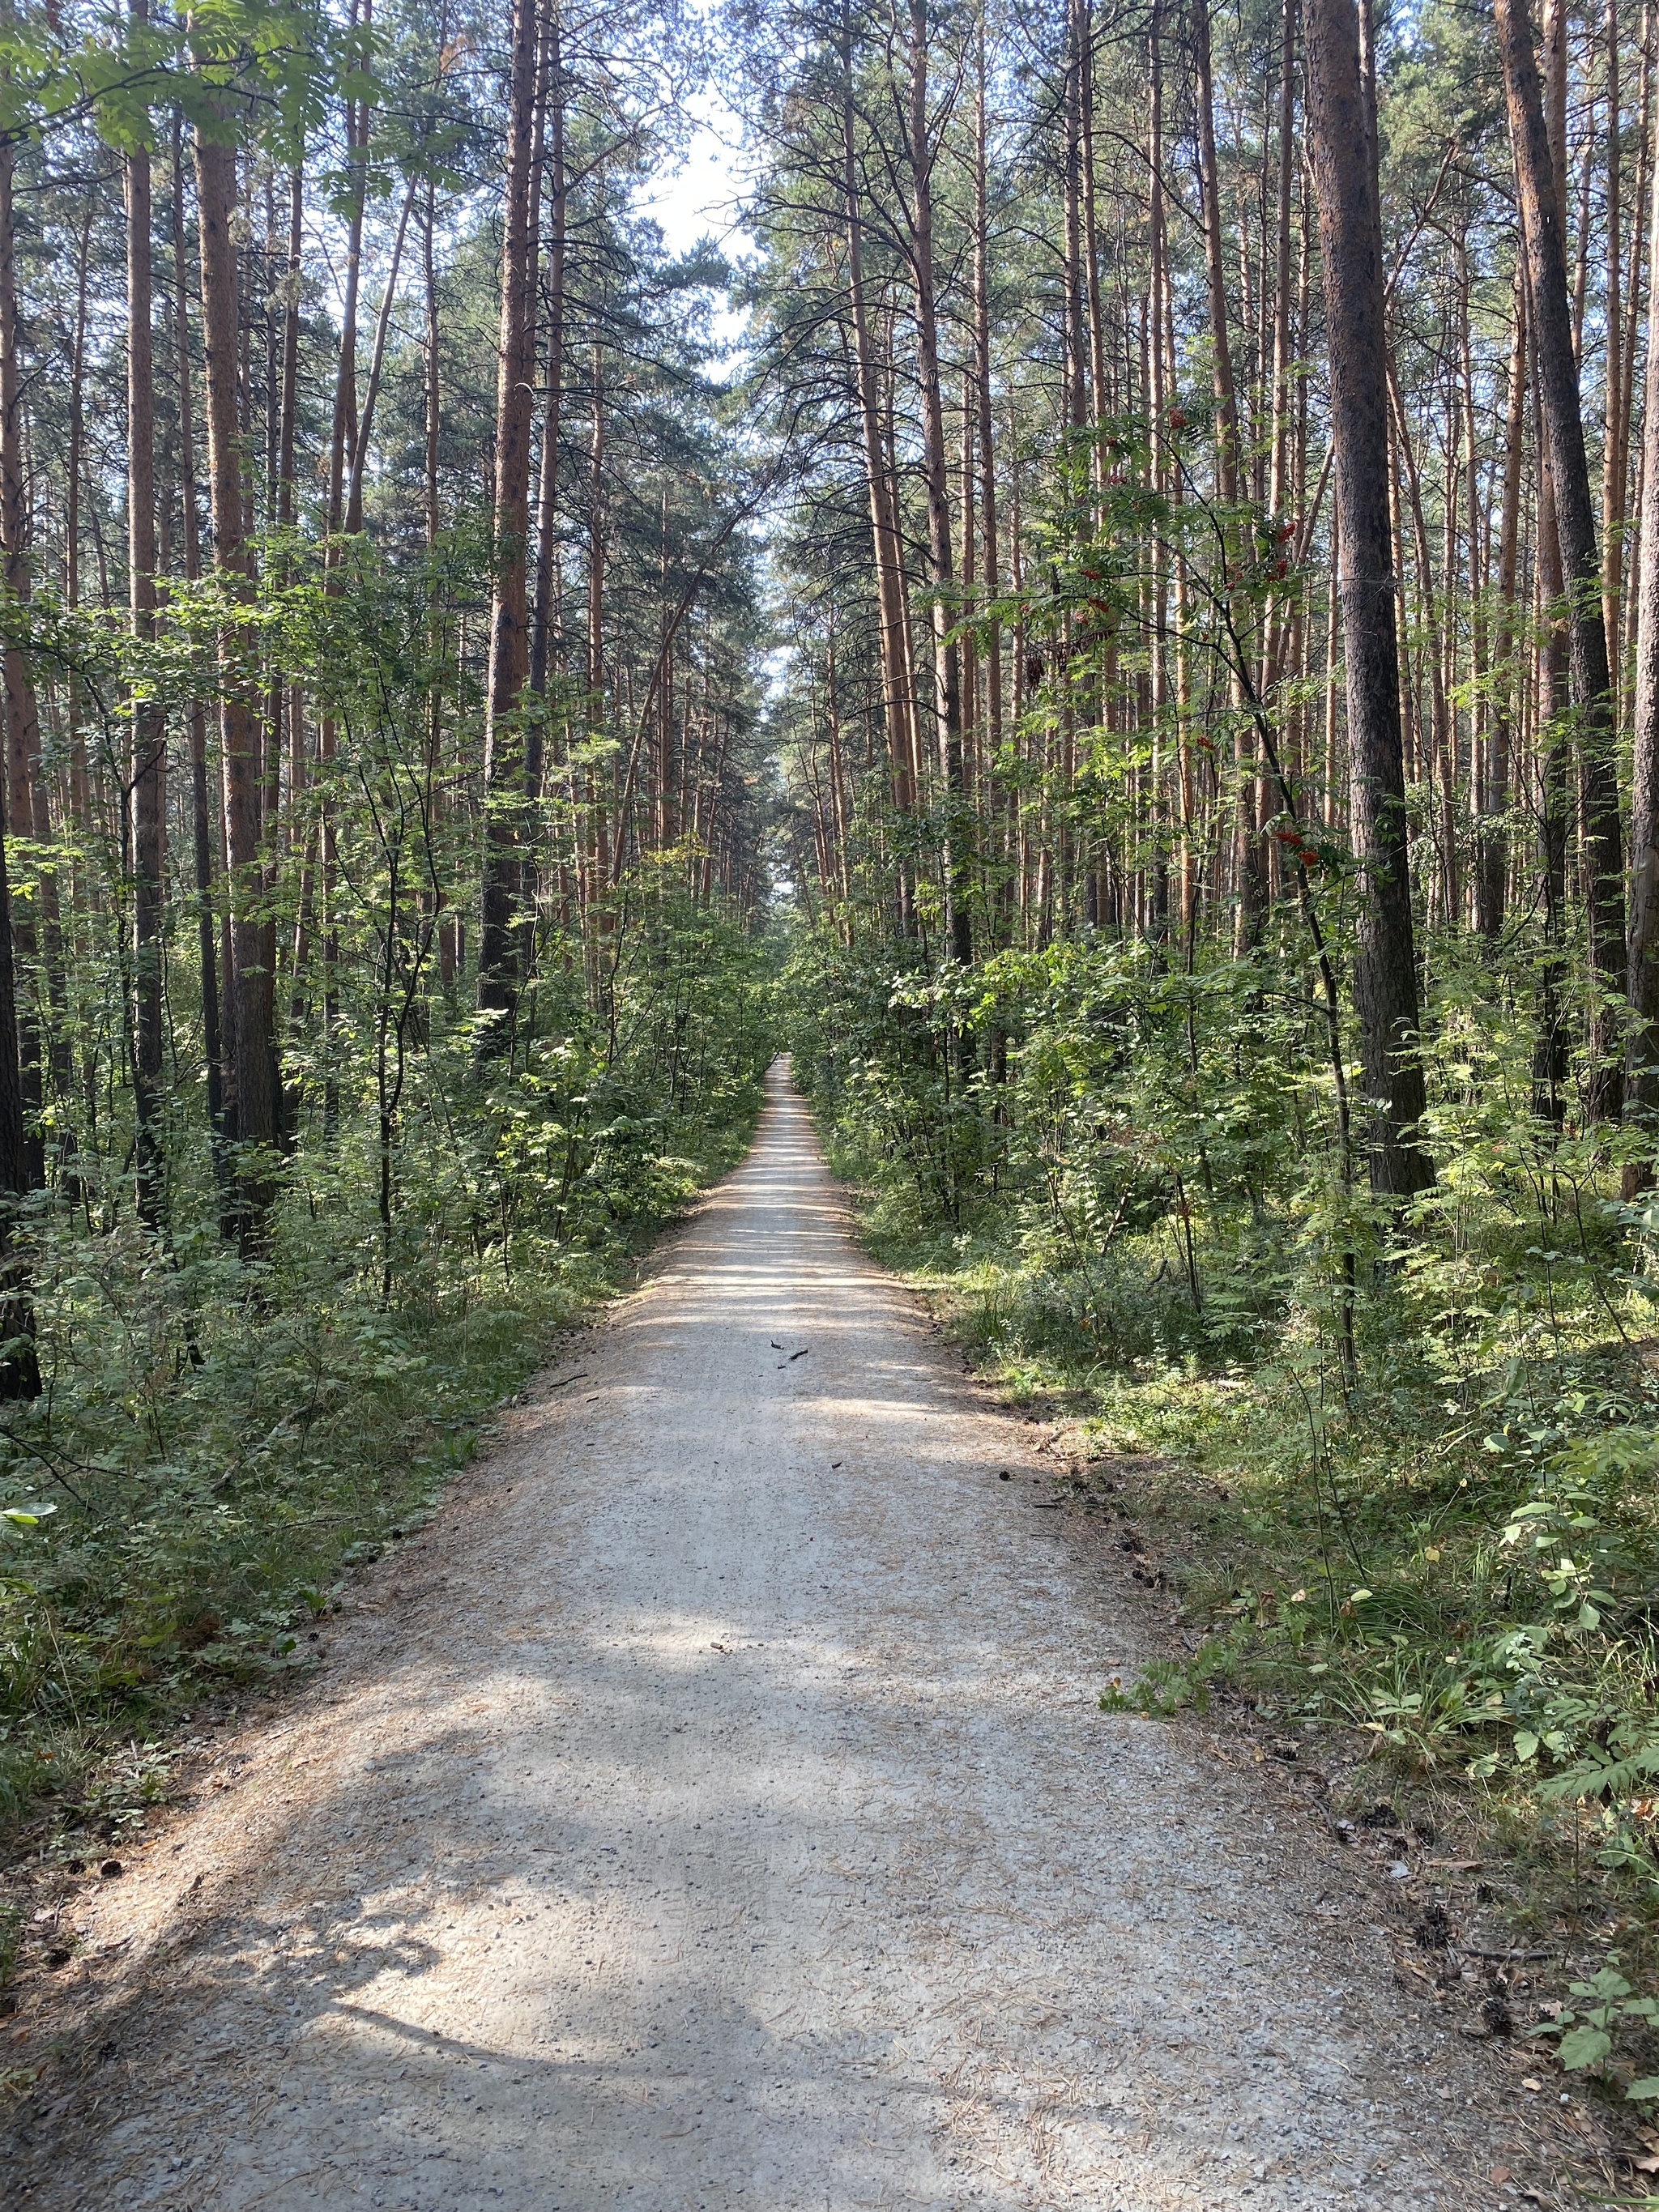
[127,37,165,1230]
[1498,0,1627,1119]
[1304,0,1434,1196]
[194,103,276,1237]
[477,0,542,1037]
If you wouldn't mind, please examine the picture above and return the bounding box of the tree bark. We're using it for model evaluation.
[972,16,1001,779]
[1192,0,1240,501]
[1077,0,1105,434]
[906,0,971,965]
[1496,0,1627,1118]
[0,121,39,1392]
[194,94,276,1239]
[1605,0,1626,656]
[1626,39,1659,1187]
[171,111,228,1205]
[345,173,418,535]
[529,0,566,718]
[1192,0,1262,947]
[842,2,919,837]
[1304,0,1434,1196]
[128,11,165,1230]
[0,121,43,1194]
[1480,268,1526,944]
[478,0,541,1036]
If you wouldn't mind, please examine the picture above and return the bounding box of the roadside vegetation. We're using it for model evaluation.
[748,0,1659,2133]
[1,923,773,1856]
[0,0,778,1886]
[785,945,1659,2108]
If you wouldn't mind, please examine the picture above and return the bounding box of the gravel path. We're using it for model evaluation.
[4,1061,1591,2210]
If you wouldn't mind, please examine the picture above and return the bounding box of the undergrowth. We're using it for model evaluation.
[835,1157,1659,2108]
[0,922,773,1876]
[787,922,1659,2117]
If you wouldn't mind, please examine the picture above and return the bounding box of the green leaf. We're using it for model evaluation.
[1557,2025,1614,2071]
[1576,1970,1633,2001]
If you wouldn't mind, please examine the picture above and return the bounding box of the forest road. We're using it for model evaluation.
[8,1059,1575,2211]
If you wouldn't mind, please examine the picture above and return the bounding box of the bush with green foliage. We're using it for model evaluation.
[784,907,1659,2095]
[0,893,774,1845]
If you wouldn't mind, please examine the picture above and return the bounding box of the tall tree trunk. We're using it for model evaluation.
[0,121,38,1393]
[477,0,541,1039]
[1061,0,1087,433]
[1480,268,1527,944]
[1304,0,1434,1196]
[1260,0,1299,721]
[328,16,369,540]
[973,15,1002,782]
[526,0,566,962]
[316,5,371,1134]
[65,205,94,863]
[172,112,228,1204]
[1533,0,1574,1119]
[194,93,276,1241]
[529,0,566,717]
[0,121,42,1194]
[1606,0,1627,658]
[1536,378,1574,1122]
[586,335,609,943]
[276,167,301,532]
[344,173,417,535]
[1497,0,1627,1119]
[1626,55,1659,1189]
[1077,0,1106,433]
[128,13,165,1229]
[1192,0,1262,948]
[906,0,971,965]
[842,2,918,845]
[271,162,305,1142]
[1192,0,1240,502]
[1269,0,1297,523]
[1621,8,1653,684]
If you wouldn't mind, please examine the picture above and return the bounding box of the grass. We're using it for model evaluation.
[820,1132,1659,2142]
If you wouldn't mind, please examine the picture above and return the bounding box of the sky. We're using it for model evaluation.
[631,85,755,363]
[635,89,751,258]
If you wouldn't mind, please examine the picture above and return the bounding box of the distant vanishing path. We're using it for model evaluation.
[7,1061,1576,2210]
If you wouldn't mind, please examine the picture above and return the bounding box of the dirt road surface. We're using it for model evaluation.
[6,1063,1584,2209]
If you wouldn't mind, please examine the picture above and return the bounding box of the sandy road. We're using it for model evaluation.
[6,1061,1577,2210]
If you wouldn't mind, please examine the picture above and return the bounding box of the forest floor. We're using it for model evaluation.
[0,1061,1627,2210]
